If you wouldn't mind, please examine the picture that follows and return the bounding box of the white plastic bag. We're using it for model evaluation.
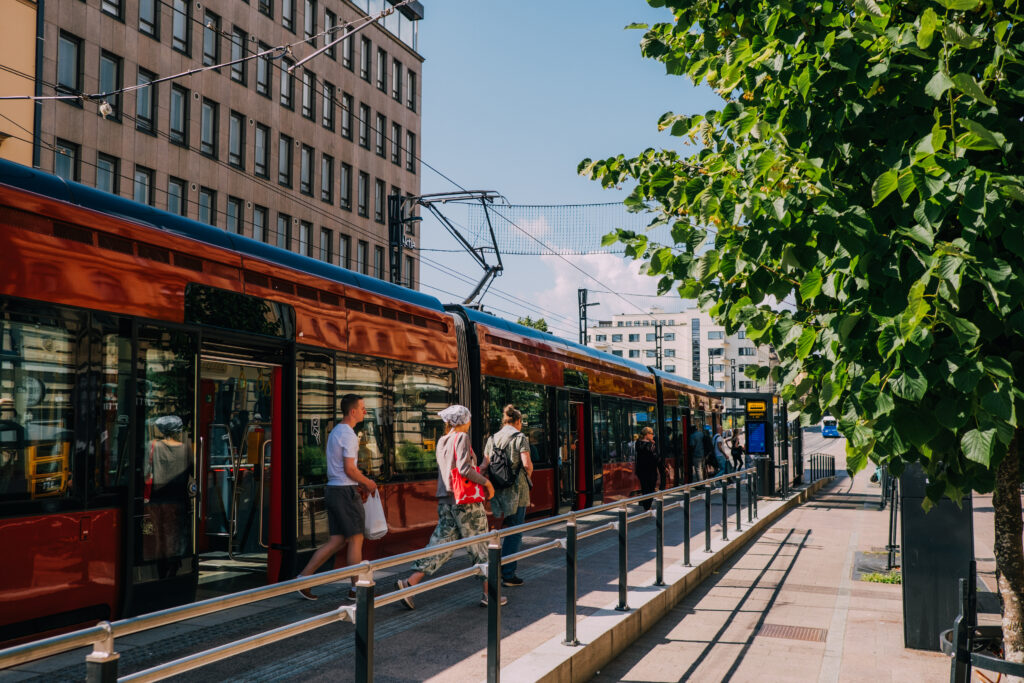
[363,491,388,540]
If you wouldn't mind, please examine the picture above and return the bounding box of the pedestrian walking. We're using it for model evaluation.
[484,404,533,587]
[635,426,661,511]
[395,405,504,609]
[295,394,378,601]
[713,427,732,474]
[688,425,705,482]
[730,433,746,470]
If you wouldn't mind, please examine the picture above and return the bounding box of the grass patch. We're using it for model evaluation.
[861,571,902,584]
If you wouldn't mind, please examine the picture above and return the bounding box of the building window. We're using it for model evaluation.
[342,35,353,70]
[404,255,414,288]
[300,144,313,195]
[356,240,368,274]
[374,179,385,223]
[304,0,316,43]
[376,48,387,91]
[138,0,158,37]
[135,68,156,132]
[226,196,243,233]
[319,227,332,262]
[359,37,371,81]
[134,165,154,205]
[594,335,606,342]
[253,204,268,241]
[321,81,335,130]
[628,334,639,342]
[200,98,219,157]
[57,32,83,94]
[254,123,269,178]
[54,139,80,181]
[320,154,333,203]
[203,11,220,67]
[230,28,247,84]
[374,245,385,279]
[228,111,245,168]
[324,10,336,58]
[298,221,312,256]
[375,113,386,157]
[646,333,656,342]
[665,349,676,357]
[169,84,189,146]
[171,0,190,55]
[282,0,294,31]
[257,42,272,97]
[280,58,294,108]
[101,0,122,19]
[708,330,724,340]
[612,350,623,357]
[276,214,292,250]
[405,131,416,173]
[340,163,352,211]
[392,58,403,101]
[664,333,675,341]
[407,70,417,111]
[167,176,186,215]
[611,334,622,342]
[739,380,754,390]
[738,347,756,356]
[665,364,676,373]
[278,134,293,187]
[301,70,315,119]
[339,234,350,268]
[357,172,369,217]
[198,187,216,225]
[709,347,724,357]
[259,0,272,19]
[628,350,640,359]
[96,153,119,194]
[98,51,122,120]
[358,104,370,148]
[340,93,353,139]
[391,123,402,165]
[738,330,747,339]
[646,350,656,358]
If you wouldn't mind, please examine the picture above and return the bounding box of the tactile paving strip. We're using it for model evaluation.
[757,623,828,642]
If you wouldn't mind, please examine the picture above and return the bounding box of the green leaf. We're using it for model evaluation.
[877,325,900,360]
[872,170,899,205]
[951,73,995,106]
[981,389,1013,422]
[924,70,954,99]
[755,150,777,179]
[625,22,650,30]
[845,441,869,475]
[855,0,885,16]
[942,23,983,49]
[961,428,995,466]
[601,231,621,247]
[897,170,916,201]
[796,68,811,99]
[894,406,940,447]
[917,8,937,49]
[795,326,817,359]
[961,119,1006,150]
[891,366,928,401]
[800,269,823,301]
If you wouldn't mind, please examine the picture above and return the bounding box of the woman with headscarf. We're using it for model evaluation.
[145,415,191,577]
[394,405,506,609]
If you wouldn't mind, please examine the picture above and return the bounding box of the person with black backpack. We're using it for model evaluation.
[702,426,719,479]
[635,427,661,511]
[484,404,533,587]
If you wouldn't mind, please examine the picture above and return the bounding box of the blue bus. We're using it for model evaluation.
[822,416,840,438]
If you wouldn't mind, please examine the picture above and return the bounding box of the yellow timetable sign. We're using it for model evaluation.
[746,400,767,416]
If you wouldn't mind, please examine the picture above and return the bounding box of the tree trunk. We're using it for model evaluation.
[993,432,1024,680]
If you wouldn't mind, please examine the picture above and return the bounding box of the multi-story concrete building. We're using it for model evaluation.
[0,0,423,286]
[587,306,777,412]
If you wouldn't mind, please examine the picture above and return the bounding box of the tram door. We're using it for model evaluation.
[556,389,589,512]
[196,359,282,587]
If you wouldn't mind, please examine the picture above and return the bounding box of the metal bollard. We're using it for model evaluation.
[746,472,754,522]
[721,480,729,541]
[355,577,375,683]
[85,622,118,683]
[735,474,742,532]
[654,496,665,586]
[563,518,579,646]
[704,485,712,552]
[487,540,502,683]
[752,469,759,518]
[615,506,629,611]
[683,490,692,567]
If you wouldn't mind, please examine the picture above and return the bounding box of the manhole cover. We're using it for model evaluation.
[757,623,828,642]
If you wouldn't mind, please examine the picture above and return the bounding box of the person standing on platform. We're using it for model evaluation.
[688,425,705,482]
[295,394,377,601]
[635,426,661,510]
[484,404,533,587]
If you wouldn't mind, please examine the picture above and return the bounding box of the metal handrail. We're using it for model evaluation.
[0,465,782,680]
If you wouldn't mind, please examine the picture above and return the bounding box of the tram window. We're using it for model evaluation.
[335,355,386,478]
[392,363,452,477]
[296,353,334,551]
[592,402,611,463]
[508,382,550,466]
[184,284,295,340]
[483,378,507,440]
[0,304,84,505]
[90,315,132,498]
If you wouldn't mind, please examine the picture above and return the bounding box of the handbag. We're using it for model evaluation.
[449,433,487,505]
[363,490,388,540]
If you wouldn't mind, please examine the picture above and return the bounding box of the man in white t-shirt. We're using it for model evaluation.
[296,394,378,601]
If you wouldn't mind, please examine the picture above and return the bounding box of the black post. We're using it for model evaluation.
[735,474,742,532]
[704,486,712,552]
[683,490,692,567]
[654,496,665,586]
[487,540,502,683]
[747,472,754,522]
[355,578,375,683]
[721,480,729,541]
[752,469,759,518]
[563,519,579,646]
[616,507,629,611]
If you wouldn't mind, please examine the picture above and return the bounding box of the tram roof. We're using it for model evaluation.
[0,159,446,313]
[651,367,715,394]
[456,305,656,376]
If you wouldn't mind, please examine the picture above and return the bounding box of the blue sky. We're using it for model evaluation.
[413,1,720,340]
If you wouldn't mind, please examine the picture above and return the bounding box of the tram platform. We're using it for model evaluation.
[0,433,955,682]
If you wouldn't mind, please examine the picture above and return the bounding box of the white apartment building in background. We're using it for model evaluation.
[586,306,777,411]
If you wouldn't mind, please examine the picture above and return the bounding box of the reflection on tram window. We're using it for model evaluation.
[509,382,549,466]
[297,353,334,552]
[184,284,295,340]
[336,354,386,478]
[0,304,81,503]
[91,314,132,497]
[392,362,452,477]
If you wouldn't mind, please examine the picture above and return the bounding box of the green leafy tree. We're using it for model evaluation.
[581,0,1024,660]
[517,316,550,332]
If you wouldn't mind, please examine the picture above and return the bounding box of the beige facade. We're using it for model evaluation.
[31,0,422,286]
[0,0,39,166]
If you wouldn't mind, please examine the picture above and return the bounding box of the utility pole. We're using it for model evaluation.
[578,289,600,345]
[708,348,715,386]
[655,321,663,370]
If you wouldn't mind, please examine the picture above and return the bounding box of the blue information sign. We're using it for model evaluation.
[747,422,767,455]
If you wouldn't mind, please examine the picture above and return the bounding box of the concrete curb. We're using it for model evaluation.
[497,477,835,683]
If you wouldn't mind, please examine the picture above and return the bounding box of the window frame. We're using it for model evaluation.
[167,176,187,216]
[254,122,270,179]
[98,50,123,121]
[198,186,217,226]
[95,153,120,194]
[228,110,245,169]
[200,98,219,158]
[278,134,293,187]
[54,138,81,181]
[171,0,191,55]
[256,42,272,98]
[339,162,352,211]
[135,68,156,133]
[230,27,248,84]
[202,10,221,68]
[301,70,315,120]
[320,153,334,204]
[134,165,154,205]
[299,143,314,196]
[169,84,189,147]
[57,31,84,95]
[138,0,159,37]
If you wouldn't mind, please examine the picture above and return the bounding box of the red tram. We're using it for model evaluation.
[0,160,721,642]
